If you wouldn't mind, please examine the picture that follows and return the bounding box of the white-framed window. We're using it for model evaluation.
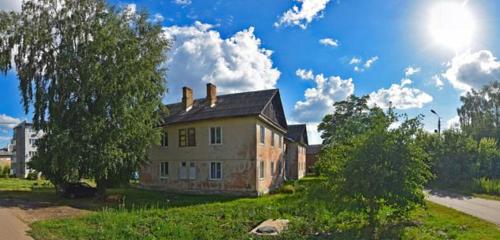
[29,139,37,146]
[189,162,196,180]
[259,160,265,179]
[161,130,168,147]
[271,161,275,177]
[271,131,275,147]
[179,162,188,179]
[209,127,222,145]
[259,125,265,144]
[210,162,222,180]
[160,162,168,179]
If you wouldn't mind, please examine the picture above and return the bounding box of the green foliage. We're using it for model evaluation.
[0,165,10,178]
[318,97,432,238]
[0,0,169,194]
[477,138,500,179]
[430,130,478,189]
[0,178,495,240]
[473,178,500,195]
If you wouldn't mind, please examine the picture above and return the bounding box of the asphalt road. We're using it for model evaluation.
[0,208,33,240]
[427,190,500,226]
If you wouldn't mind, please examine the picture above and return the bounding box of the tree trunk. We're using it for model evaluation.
[367,199,378,240]
[96,178,107,199]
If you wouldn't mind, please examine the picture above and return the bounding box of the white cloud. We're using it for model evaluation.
[173,0,192,6]
[443,50,500,91]
[349,57,362,65]
[291,70,354,144]
[401,78,413,86]
[319,38,339,47]
[368,79,433,109]
[163,21,280,101]
[405,66,421,77]
[125,3,136,15]
[350,56,378,72]
[153,13,164,23]
[431,75,444,89]
[0,0,22,12]
[296,69,314,80]
[364,56,379,68]
[292,71,354,123]
[446,115,460,129]
[0,114,21,129]
[275,0,331,29]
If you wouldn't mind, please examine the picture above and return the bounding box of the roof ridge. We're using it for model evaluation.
[164,88,278,106]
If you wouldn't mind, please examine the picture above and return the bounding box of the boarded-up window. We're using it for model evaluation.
[179,162,188,179]
[189,162,196,180]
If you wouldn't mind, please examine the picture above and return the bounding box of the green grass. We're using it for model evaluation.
[1,178,499,239]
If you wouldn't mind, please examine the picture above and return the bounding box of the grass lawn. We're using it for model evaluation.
[1,178,499,239]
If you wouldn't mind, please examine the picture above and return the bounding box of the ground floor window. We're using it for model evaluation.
[210,162,222,180]
[189,162,196,180]
[259,160,265,179]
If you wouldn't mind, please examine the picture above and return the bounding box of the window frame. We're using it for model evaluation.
[209,161,223,180]
[259,125,265,145]
[179,128,196,147]
[209,126,223,145]
[259,160,265,180]
[159,161,169,179]
[271,131,275,147]
[271,161,275,177]
[161,130,168,147]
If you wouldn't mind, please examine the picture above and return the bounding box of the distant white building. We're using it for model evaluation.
[11,122,44,178]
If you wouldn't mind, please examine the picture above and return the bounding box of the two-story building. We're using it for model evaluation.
[139,84,288,195]
[285,124,308,180]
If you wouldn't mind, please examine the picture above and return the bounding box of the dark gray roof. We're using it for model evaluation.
[307,144,322,155]
[286,124,308,145]
[162,89,287,130]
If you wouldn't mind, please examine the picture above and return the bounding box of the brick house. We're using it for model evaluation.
[285,124,308,180]
[139,84,288,196]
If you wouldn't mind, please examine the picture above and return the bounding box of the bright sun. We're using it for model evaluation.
[429,1,476,51]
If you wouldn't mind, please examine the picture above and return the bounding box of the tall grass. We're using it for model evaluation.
[473,178,500,195]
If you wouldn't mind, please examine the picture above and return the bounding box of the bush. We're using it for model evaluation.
[474,178,500,195]
[2,165,10,178]
[26,171,39,180]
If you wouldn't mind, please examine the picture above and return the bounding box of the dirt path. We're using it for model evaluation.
[0,199,90,239]
[0,207,33,240]
[427,190,500,226]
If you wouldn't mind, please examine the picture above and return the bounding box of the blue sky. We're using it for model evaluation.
[1,0,500,145]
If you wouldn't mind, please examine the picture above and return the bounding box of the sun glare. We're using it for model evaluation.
[429,1,476,51]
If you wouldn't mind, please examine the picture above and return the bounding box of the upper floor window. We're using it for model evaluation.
[259,125,265,144]
[179,128,196,147]
[210,162,222,180]
[161,130,168,147]
[29,139,37,146]
[279,135,283,148]
[210,127,222,145]
[271,132,275,147]
[160,162,168,179]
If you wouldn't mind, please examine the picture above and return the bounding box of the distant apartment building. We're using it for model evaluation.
[285,124,308,180]
[140,84,288,196]
[11,121,44,178]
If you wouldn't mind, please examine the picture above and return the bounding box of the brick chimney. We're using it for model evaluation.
[206,83,217,107]
[182,87,193,111]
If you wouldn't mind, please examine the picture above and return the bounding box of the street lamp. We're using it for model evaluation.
[430,109,441,135]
